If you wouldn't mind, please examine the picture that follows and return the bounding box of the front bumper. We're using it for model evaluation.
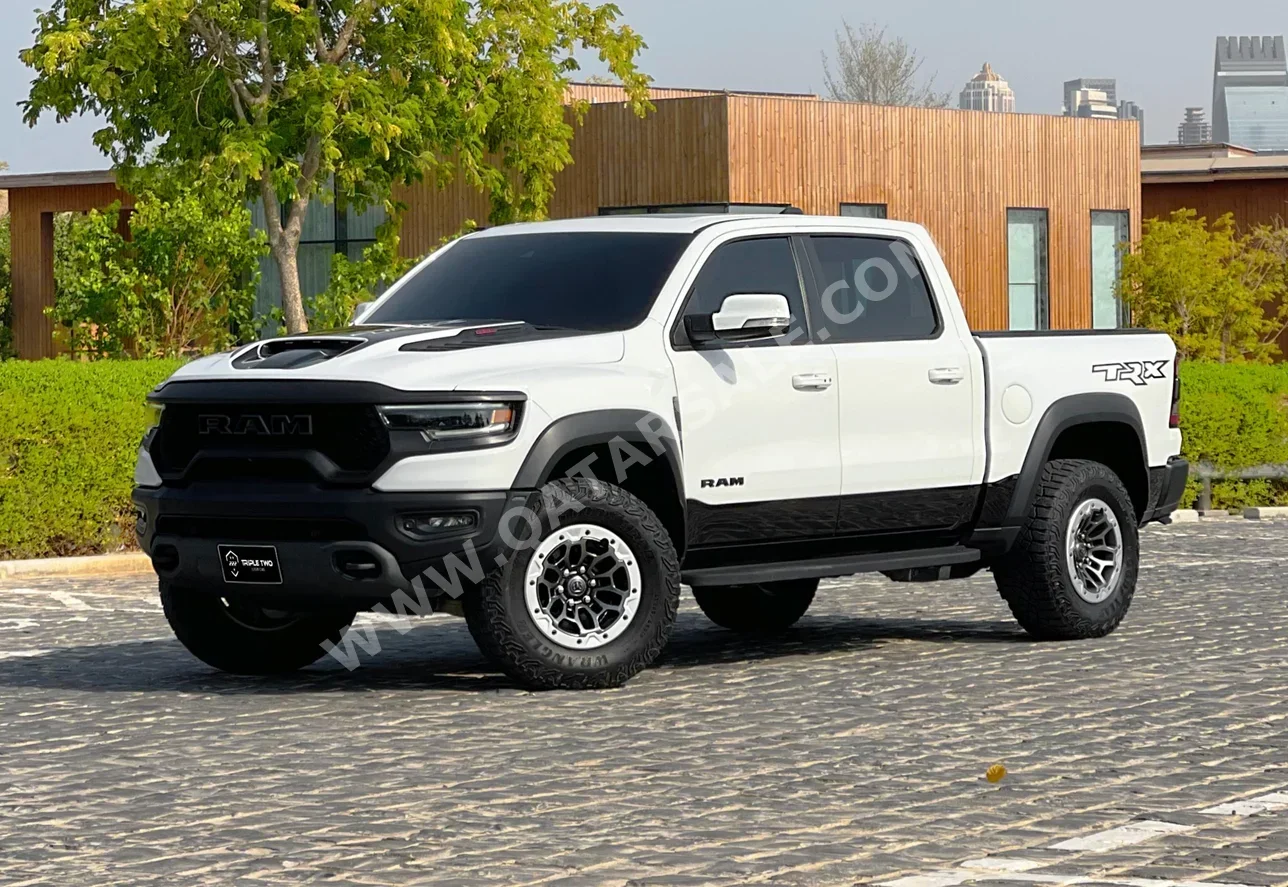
[1143,457,1189,524]
[133,482,530,602]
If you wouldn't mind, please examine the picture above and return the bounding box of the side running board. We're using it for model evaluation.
[681,545,981,588]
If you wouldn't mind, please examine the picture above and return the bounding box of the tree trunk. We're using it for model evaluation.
[273,239,308,335]
[258,172,310,335]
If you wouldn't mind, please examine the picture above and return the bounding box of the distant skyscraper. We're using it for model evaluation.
[1070,88,1118,119]
[1064,78,1118,115]
[1214,36,1288,151]
[1064,78,1145,141]
[1118,101,1146,144]
[1177,107,1213,145]
[960,63,1016,113]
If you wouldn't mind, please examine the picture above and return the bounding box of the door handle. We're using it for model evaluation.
[793,373,834,392]
[928,367,965,385]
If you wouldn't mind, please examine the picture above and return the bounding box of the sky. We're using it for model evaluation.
[0,0,1285,173]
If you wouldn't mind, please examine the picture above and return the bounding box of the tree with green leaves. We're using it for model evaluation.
[23,0,651,334]
[49,176,266,358]
[1121,209,1288,363]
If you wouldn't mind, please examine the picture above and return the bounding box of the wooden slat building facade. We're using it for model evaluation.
[1141,145,1288,228]
[400,92,1141,334]
[4,172,132,360]
[4,89,1141,358]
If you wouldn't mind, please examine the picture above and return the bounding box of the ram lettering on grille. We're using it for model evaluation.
[198,414,314,436]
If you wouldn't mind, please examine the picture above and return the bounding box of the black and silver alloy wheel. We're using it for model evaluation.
[524,524,643,650]
[1064,498,1123,604]
[464,478,681,690]
[993,459,1140,641]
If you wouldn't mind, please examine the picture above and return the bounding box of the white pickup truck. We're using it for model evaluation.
[134,214,1187,690]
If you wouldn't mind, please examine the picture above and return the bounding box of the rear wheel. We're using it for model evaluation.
[160,582,357,675]
[993,459,1139,640]
[693,579,818,634]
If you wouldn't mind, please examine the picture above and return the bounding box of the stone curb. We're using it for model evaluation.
[0,552,153,579]
[1167,509,1288,523]
[1244,507,1288,520]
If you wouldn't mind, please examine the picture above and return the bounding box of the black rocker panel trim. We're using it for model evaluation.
[836,485,979,537]
[513,409,685,500]
[1000,392,1147,528]
[686,484,981,551]
[686,495,838,548]
[684,484,983,564]
[975,475,1019,529]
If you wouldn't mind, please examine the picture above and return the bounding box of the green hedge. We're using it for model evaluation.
[1,357,1287,559]
[1177,362,1288,510]
[0,359,183,559]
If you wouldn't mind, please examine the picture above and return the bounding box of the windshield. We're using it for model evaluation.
[365,232,695,331]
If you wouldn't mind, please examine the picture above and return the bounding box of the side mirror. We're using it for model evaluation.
[349,301,374,326]
[686,293,791,344]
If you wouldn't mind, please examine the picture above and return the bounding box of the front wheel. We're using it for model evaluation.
[693,579,818,634]
[161,582,356,675]
[993,459,1139,640]
[463,479,681,690]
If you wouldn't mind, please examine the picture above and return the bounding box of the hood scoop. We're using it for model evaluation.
[233,338,364,370]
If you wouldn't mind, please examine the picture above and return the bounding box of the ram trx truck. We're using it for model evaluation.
[134,214,1187,690]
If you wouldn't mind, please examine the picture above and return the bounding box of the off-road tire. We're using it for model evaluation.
[692,579,818,634]
[463,478,681,690]
[160,582,357,675]
[993,459,1139,640]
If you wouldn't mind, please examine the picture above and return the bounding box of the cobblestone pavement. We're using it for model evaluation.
[4,520,1288,886]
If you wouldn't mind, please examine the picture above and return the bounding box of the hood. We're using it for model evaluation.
[166,323,625,391]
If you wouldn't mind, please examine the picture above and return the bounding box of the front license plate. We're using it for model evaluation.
[218,544,283,585]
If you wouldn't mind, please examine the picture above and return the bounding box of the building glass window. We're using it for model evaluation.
[839,203,888,219]
[652,204,728,214]
[1007,209,1049,331]
[1091,211,1130,329]
[250,192,388,322]
[1223,87,1288,153]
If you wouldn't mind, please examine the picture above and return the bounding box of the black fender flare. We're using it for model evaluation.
[513,408,686,506]
[1001,392,1147,527]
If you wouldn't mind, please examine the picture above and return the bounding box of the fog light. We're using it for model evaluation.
[398,513,476,540]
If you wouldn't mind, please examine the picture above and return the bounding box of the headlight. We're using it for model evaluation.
[377,403,519,442]
[142,400,165,450]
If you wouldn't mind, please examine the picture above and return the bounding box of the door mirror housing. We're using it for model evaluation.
[686,293,792,344]
[349,301,375,326]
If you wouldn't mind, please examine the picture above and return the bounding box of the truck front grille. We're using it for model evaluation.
[151,403,391,478]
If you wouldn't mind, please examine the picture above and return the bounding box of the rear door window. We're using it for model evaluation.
[803,236,940,343]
